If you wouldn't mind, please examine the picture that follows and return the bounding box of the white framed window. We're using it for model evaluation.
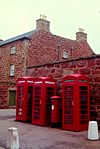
[10,46,16,54]
[62,51,69,59]
[10,64,15,76]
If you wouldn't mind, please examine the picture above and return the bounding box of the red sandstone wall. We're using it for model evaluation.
[0,83,16,108]
[0,40,29,107]
[27,31,94,67]
[0,40,28,82]
[27,56,100,124]
[0,85,8,108]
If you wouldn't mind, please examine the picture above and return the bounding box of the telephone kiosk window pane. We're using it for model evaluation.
[17,86,24,113]
[34,87,41,120]
[64,86,73,124]
[27,86,33,117]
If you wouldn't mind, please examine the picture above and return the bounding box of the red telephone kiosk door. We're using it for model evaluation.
[32,77,56,126]
[16,77,34,121]
[62,74,90,131]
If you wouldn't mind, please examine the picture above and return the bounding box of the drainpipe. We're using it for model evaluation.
[57,44,60,61]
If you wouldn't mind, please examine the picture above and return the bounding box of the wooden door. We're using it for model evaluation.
[9,90,16,106]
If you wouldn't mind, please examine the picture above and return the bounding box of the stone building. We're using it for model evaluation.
[0,16,100,125]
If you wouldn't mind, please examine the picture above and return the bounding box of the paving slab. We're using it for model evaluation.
[0,109,100,149]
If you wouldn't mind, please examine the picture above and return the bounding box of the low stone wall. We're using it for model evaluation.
[27,55,100,126]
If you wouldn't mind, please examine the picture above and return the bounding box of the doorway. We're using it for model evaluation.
[9,90,16,107]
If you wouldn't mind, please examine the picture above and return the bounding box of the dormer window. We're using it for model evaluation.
[10,46,16,54]
[62,51,69,59]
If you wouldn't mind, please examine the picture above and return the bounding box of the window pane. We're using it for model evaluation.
[10,46,16,54]
[63,51,68,58]
[10,64,15,76]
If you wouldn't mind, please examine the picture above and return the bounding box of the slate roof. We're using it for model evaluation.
[0,30,37,46]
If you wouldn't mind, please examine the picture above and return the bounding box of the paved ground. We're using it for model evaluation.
[0,109,100,149]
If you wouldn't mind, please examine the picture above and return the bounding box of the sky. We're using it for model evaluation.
[0,0,100,54]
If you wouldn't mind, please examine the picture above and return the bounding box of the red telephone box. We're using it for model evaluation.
[62,74,90,131]
[51,96,61,127]
[16,77,34,121]
[32,77,56,126]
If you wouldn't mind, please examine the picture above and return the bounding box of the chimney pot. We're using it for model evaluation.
[79,28,84,32]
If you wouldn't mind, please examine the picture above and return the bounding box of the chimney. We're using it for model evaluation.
[36,15,50,32]
[76,28,87,41]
